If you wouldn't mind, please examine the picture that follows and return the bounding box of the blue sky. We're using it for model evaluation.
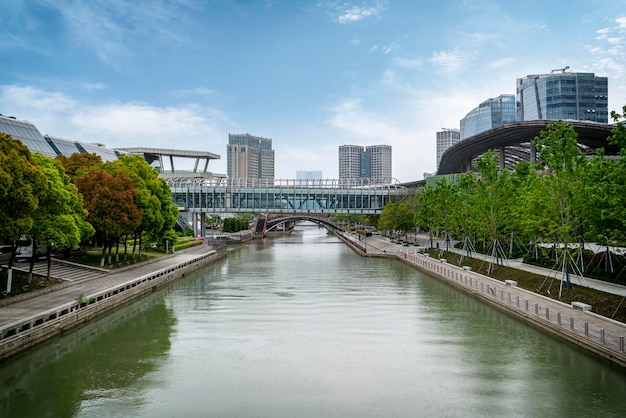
[1,0,625,181]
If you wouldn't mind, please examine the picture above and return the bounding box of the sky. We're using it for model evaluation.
[1,0,625,182]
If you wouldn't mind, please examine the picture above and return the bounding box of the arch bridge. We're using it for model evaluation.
[166,177,409,236]
[263,214,345,234]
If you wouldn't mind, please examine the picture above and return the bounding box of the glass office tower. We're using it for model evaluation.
[516,71,608,122]
[460,95,517,140]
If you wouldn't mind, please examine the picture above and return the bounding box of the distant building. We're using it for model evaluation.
[460,95,516,140]
[296,170,322,180]
[338,145,363,179]
[436,128,460,170]
[338,144,392,181]
[516,69,608,123]
[367,145,392,180]
[227,133,275,180]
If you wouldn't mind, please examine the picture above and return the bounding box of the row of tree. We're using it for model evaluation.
[0,133,179,276]
[378,107,626,288]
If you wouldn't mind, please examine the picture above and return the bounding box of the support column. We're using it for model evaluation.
[499,146,506,169]
[530,143,537,164]
[199,212,206,238]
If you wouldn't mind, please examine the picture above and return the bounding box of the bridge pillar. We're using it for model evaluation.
[192,212,206,237]
[499,146,506,169]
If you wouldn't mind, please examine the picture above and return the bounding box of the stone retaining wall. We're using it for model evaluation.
[398,252,626,370]
[0,249,226,361]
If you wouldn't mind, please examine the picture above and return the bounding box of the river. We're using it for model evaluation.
[1,224,625,417]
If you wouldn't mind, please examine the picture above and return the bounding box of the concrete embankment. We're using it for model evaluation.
[0,245,226,362]
[397,252,626,371]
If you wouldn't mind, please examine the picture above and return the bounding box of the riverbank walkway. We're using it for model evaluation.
[0,245,217,330]
[342,231,626,297]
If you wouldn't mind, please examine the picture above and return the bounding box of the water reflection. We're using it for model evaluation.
[0,293,176,418]
[1,225,625,417]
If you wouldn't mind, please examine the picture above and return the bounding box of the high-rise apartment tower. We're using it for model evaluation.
[338,144,392,181]
[227,133,275,180]
[436,128,460,170]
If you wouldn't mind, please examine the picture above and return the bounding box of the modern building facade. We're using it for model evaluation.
[367,145,392,180]
[516,69,608,123]
[338,145,363,179]
[227,133,275,180]
[460,95,516,140]
[338,144,392,181]
[436,128,460,170]
[296,170,323,180]
[0,114,118,161]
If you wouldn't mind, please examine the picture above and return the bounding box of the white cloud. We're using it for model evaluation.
[428,50,464,72]
[80,82,107,92]
[0,84,230,172]
[382,41,400,55]
[394,57,422,69]
[336,3,384,24]
[587,17,626,111]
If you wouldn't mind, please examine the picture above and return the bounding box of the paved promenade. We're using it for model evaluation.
[344,231,626,297]
[0,245,216,329]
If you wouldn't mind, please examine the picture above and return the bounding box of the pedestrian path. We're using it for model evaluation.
[12,258,108,283]
[355,232,626,297]
[0,245,216,329]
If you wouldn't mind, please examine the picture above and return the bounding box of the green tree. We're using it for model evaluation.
[415,179,458,250]
[0,134,47,269]
[533,120,586,292]
[580,151,626,272]
[378,202,415,241]
[103,155,178,258]
[56,152,103,181]
[76,170,142,268]
[608,105,626,152]
[28,154,95,281]
[470,150,513,272]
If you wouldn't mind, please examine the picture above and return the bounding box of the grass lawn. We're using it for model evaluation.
[70,248,165,269]
[0,269,62,300]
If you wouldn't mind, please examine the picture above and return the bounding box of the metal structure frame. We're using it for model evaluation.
[166,177,409,215]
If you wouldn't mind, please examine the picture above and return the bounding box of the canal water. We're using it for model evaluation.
[1,224,626,417]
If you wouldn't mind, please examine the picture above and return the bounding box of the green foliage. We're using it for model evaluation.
[0,134,47,264]
[378,202,415,234]
[56,152,103,180]
[608,105,626,153]
[222,217,248,233]
[75,170,142,267]
[31,153,94,250]
[103,154,178,244]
